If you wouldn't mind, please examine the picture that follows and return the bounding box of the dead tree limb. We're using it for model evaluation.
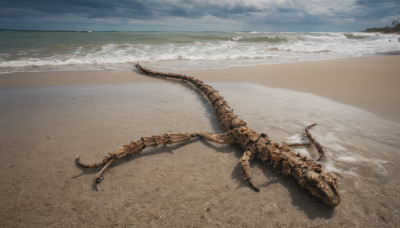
[76,63,341,207]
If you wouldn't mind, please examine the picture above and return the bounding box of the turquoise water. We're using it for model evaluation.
[0,30,399,73]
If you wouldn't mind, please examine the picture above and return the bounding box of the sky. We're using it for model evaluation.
[0,0,399,32]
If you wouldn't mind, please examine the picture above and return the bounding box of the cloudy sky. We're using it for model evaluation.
[0,0,399,32]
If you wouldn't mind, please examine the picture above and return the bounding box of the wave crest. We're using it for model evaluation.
[1,31,399,73]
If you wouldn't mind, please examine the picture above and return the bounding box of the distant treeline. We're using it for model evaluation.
[363,18,400,34]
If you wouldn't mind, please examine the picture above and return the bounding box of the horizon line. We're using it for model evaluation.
[0,28,362,33]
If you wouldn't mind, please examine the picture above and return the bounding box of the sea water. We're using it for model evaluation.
[0,30,399,73]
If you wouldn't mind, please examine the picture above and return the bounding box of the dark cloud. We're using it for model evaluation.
[0,0,260,20]
[0,0,154,19]
[0,0,399,31]
[354,0,400,19]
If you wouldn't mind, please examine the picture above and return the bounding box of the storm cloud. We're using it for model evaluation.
[0,0,399,31]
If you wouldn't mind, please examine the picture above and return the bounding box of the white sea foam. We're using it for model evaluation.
[0,31,399,73]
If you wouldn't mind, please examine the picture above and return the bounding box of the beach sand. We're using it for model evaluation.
[0,56,399,227]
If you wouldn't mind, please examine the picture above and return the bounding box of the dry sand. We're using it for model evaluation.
[0,56,399,227]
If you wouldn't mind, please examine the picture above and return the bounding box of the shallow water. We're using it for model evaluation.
[213,83,400,176]
[1,82,398,178]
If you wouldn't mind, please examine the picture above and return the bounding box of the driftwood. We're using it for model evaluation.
[76,63,341,207]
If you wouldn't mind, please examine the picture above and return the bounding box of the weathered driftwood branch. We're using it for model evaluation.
[76,63,341,207]
[305,123,325,160]
[283,123,325,161]
[77,131,226,190]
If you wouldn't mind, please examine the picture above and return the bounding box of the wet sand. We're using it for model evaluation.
[0,56,399,227]
[3,56,399,121]
[183,55,400,122]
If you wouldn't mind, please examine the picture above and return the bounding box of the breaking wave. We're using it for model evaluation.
[0,31,399,73]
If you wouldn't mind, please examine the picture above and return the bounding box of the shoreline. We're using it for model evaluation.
[1,55,399,121]
[185,55,400,121]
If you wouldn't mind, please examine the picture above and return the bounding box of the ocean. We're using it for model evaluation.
[0,30,399,73]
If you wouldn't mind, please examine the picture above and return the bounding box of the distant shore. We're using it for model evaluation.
[362,21,400,34]
[363,28,400,34]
